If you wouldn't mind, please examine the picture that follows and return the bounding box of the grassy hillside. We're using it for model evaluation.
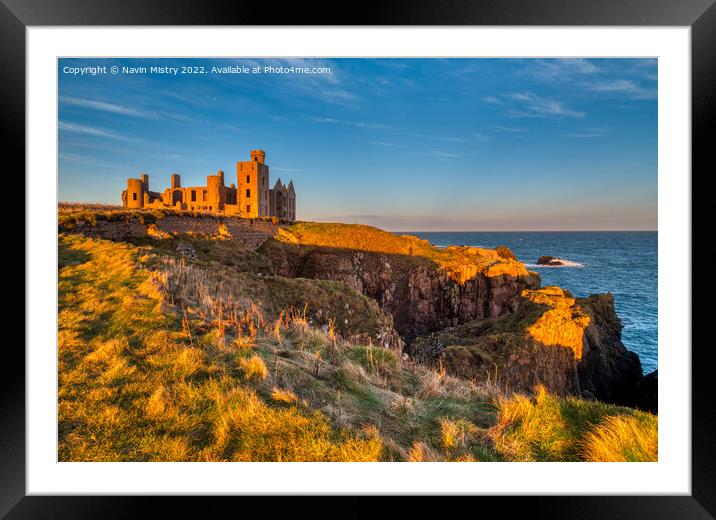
[58,233,657,461]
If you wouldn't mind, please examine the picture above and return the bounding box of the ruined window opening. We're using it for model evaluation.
[132,193,137,201]
[246,205,251,213]
[246,189,251,198]
[191,190,196,202]
[246,175,250,183]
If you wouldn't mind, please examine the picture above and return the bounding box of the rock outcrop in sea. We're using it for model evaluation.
[537,255,567,266]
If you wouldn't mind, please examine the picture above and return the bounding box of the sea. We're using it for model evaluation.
[403,231,658,373]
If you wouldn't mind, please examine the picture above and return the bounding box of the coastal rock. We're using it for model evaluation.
[635,370,658,413]
[537,255,566,266]
[261,238,540,345]
[411,286,643,406]
[576,293,643,405]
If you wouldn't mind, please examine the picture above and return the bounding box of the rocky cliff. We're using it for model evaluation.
[259,223,540,344]
[60,212,652,409]
[411,286,644,406]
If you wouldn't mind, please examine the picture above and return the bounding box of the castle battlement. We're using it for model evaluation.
[121,150,296,220]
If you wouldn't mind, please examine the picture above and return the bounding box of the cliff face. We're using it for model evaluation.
[577,293,643,405]
[411,287,644,406]
[60,214,648,408]
[62,217,539,345]
[261,238,540,345]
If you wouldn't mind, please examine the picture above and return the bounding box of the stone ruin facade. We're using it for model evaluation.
[121,150,296,220]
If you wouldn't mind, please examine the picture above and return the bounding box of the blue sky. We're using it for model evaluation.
[58,58,657,231]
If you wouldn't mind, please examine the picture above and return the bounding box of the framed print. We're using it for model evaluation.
[6,0,712,516]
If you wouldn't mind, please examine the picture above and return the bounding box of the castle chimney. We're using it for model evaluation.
[170,173,181,189]
[140,173,149,191]
[217,170,225,185]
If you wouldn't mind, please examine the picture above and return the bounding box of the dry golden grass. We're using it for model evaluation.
[581,414,658,462]
[440,417,480,450]
[271,387,299,404]
[490,386,657,462]
[148,250,397,346]
[58,234,657,462]
[58,235,382,462]
[59,201,124,212]
[406,442,441,462]
[239,355,268,381]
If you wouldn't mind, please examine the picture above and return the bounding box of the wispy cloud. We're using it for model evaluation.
[61,94,193,122]
[371,141,406,148]
[564,126,610,138]
[471,132,491,143]
[493,125,528,133]
[58,152,87,161]
[507,92,585,118]
[236,58,360,109]
[314,117,389,129]
[522,58,600,80]
[219,123,242,133]
[482,96,502,105]
[60,95,151,118]
[583,79,656,99]
[417,150,461,158]
[58,151,126,170]
[58,121,133,140]
[271,166,301,172]
[406,132,468,143]
[147,152,185,160]
[405,132,490,144]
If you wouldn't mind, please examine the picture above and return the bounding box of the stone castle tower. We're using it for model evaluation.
[236,150,271,218]
[121,150,296,220]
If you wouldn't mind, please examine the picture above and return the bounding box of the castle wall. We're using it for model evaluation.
[122,150,295,219]
[286,192,296,220]
[206,173,224,211]
[65,214,283,250]
[236,161,267,218]
[126,178,144,209]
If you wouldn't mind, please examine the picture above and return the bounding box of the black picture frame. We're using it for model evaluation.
[5,0,711,516]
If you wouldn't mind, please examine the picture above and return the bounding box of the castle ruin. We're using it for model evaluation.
[121,150,296,220]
